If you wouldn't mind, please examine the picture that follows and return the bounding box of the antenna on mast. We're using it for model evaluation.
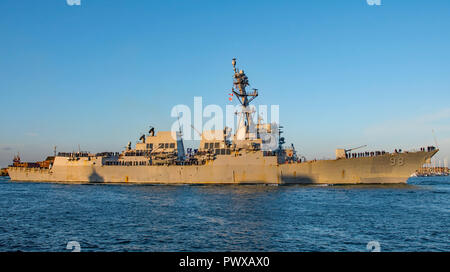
[231,58,259,139]
[232,58,237,73]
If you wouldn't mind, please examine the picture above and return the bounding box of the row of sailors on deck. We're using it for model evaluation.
[58,152,120,157]
[421,146,437,152]
[347,146,437,159]
[346,151,386,159]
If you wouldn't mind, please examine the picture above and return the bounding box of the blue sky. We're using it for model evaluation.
[1,0,450,167]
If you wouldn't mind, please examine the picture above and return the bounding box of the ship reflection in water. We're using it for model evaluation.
[0,176,448,252]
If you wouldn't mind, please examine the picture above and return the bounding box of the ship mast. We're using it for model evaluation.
[231,58,258,140]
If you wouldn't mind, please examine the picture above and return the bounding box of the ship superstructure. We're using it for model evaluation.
[8,59,438,184]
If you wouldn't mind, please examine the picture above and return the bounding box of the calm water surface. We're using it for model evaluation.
[0,176,449,252]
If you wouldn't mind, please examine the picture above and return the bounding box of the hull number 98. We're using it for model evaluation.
[390,157,404,166]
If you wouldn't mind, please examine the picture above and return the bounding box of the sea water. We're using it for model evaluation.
[0,176,448,251]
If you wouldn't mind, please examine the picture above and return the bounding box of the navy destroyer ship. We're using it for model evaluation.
[8,59,438,184]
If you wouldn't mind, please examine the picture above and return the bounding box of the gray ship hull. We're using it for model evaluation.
[8,150,437,184]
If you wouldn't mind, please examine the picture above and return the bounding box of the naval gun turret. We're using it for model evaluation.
[335,145,367,159]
